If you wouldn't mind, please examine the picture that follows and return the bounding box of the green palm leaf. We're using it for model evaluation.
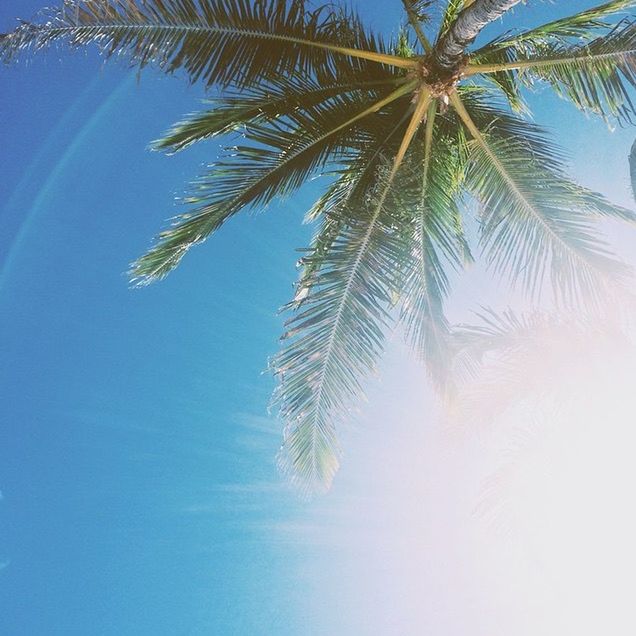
[451,92,631,304]
[470,19,636,122]
[480,0,636,50]
[273,163,409,493]
[273,90,434,493]
[294,104,417,300]
[439,0,468,39]
[153,74,401,154]
[401,0,434,51]
[131,81,415,283]
[396,101,471,387]
[0,0,414,90]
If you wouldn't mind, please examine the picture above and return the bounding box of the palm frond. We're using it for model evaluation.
[273,91,433,494]
[470,19,636,122]
[401,0,434,51]
[131,82,415,283]
[153,74,401,154]
[450,92,630,305]
[449,309,577,424]
[438,0,467,40]
[295,98,472,393]
[404,0,437,16]
[0,0,415,90]
[447,87,636,222]
[477,68,528,113]
[396,101,471,388]
[295,107,415,300]
[273,163,408,494]
[392,29,417,59]
[479,0,636,50]
[454,307,559,361]
[449,307,629,425]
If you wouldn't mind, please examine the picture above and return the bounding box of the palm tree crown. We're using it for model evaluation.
[2,0,636,493]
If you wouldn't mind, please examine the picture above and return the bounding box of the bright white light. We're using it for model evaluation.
[476,339,636,635]
[289,325,636,634]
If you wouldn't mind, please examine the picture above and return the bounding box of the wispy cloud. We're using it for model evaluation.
[233,412,279,436]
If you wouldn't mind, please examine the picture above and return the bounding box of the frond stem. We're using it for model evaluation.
[401,0,433,52]
[393,89,433,173]
[421,99,437,184]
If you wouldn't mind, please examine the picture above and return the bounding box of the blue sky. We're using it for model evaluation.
[1,2,636,634]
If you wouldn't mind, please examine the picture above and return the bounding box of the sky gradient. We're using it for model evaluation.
[2,2,636,634]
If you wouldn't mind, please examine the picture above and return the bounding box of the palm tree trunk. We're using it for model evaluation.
[432,0,523,72]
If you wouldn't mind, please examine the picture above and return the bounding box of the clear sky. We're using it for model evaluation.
[1,2,636,635]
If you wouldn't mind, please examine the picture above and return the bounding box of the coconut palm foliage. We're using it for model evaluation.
[448,307,631,426]
[2,0,636,493]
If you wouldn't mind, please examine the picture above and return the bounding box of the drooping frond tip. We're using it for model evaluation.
[272,165,405,494]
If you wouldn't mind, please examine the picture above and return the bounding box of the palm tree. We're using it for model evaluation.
[2,0,636,493]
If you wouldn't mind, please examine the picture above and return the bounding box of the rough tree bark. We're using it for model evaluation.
[432,0,523,72]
